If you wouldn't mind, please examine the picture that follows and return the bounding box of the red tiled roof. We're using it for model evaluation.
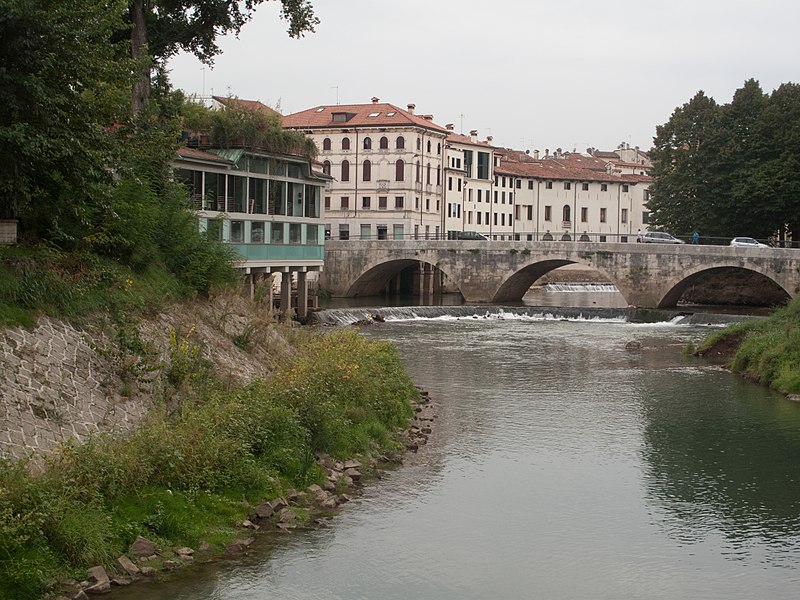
[496,153,651,184]
[282,102,449,134]
[212,96,282,118]
[446,133,495,148]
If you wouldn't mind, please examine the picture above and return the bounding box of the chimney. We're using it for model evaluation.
[371,96,380,103]
[423,114,433,121]
[486,136,493,144]
[445,123,454,131]
[407,103,415,114]
[533,149,540,159]
[469,129,478,141]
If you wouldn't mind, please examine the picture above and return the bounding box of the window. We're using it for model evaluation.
[379,196,388,209]
[230,221,244,242]
[395,159,405,181]
[545,181,553,189]
[342,137,350,150]
[437,143,441,155]
[564,182,571,190]
[580,207,588,222]
[427,140,431,152]
[477,189,482,202]
[380,136,389,149]
[362,196,371,209]
[416,137,421,150]
[601,183,608,192]
[544,205,552,221]
[251,222,265,243]
[377,225,388,240]
[363,160,371,181]
[324,196,330,210]
[527,205,533,220]
[528,180,533,190]
[322,138,331,151]
[600,207,607,223]
[477,151,490,179]
[289,223,301,244]
[622,184,629,192]
[340,196,349,209]
[363,137,372,150]
[393,224,404,239]
[360,224,371,239]
[396,136,405,149]
[425,198,430,210]
[457,179,462,192]
[642,211,650,224]
[395,196,403,208]
[322,160,331,175]
[338,224,349,240]
[516,180,522,189]
[271,222,285,244]
[437,166,441,185]
[562,205,571,222]
[341,160,350,181]
[621,208,628,223]
[582,182,589,191]
[448,177,452,191]
[477,212,482,225]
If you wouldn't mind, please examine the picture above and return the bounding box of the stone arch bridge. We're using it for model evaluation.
[320,240,800,308]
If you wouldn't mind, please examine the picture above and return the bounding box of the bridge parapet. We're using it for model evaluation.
[321,240,800,307]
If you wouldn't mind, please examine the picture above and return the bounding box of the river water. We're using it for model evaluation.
[114,302,800,600]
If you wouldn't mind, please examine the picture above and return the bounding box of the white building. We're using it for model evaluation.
[282,98,449,240]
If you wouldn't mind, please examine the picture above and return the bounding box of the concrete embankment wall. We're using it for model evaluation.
[0,297,292,461]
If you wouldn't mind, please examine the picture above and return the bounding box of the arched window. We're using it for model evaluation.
[380,136,389,149]
[395,159,405,181]
[427,140,431,153]
[363,137,372,150]
[322,138,331,151]
[426,163,431,184]
[437,143,441,155]
[323,160,331,175]
[342,137,350,150]
[363,160,372,181]
[341,160,350,182]
[396,136,405,149]
[416,137,421,150]
[562,204,571,222]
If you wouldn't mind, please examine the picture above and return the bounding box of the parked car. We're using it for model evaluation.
[641,231,685,244]
[451,231,488,241]
[730,236,768,248]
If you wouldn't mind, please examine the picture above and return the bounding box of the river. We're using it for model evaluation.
[114,302,800,600]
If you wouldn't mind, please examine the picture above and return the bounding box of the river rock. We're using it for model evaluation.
[625,340,643,351]
[110,576,132,587]
[174,547,194,557]
[115,555,140,577]
[252,501,275,519]
[162,560,180,571]
[129,535,158,557]
[139,567,156,577]
[226,537,255,553]
[343,459,362,470]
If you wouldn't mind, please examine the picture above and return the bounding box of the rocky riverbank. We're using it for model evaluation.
[49,388,437,600]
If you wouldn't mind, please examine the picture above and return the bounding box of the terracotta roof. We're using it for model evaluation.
[446,133,495,149]
[282,102,449,134]
[591,151,620,159]
[176,147,234,165]
[496,153,652,184]
[212,96,282,118]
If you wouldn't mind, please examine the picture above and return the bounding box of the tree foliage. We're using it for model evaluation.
[648,79,800,244]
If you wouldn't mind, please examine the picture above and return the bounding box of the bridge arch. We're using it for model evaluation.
[343,258,460,298]
[655,264,792,308]
[491,259,619,303]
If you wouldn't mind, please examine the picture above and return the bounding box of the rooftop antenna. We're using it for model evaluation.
[459,113,464,134]
[331,86,339,105]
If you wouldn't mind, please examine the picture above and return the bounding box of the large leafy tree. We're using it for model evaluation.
[129,0,320,113]
[647,91,720,235]
[0,0,132,243]
[649,80,800,245]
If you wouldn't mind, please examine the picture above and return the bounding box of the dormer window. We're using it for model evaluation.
[368,112,380,117]
[332,113,348,122]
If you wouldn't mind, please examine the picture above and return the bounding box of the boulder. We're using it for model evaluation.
[84,566,110,595]
[115,555,140,577]
[252,502,274,519]
[139,567,157,577]
[129,535,158,557]
[174,547,194,557]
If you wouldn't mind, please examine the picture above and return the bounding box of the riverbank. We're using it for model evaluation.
[0,297,429,600]
[695,296,800,397]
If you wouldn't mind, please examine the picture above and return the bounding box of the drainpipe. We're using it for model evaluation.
[536,179,541,241]
[354,129,359,221]
[616,182,621,241]
[573,182,577,238]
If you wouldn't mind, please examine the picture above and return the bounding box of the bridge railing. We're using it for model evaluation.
[325,231,790,247]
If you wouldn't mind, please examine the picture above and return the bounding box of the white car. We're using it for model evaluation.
[730,237,768,248]
[641,231,685,244]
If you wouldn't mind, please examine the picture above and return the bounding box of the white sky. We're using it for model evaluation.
[167,0,800,153]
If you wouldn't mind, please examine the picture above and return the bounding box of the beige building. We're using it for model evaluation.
[282,98,449,240]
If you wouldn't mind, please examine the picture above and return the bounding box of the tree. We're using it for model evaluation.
[647,91,720,235]
[129,0,320,113]
[0,0,132,243]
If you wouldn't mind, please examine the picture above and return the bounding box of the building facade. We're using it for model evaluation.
[172,145,327,315]
[282,98,449,240]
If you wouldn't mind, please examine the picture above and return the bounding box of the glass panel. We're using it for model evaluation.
[251,222,265,243]
[227,175,247,213]
[230,221,244,242]
[306,224,319,245]
[392,224,404,240]
[360,224,371,240]
[304,184,319,218]
[286,182,302,217]
[287,163,302,178]
[271,222,285,244]
[249,178,267,214]
[250,157,267,174]
[270,159,287,176]
[289,223,302,244]
[269,180,286,215]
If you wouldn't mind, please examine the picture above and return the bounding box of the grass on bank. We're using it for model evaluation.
[0,328,417,600]
[696,296,800,394]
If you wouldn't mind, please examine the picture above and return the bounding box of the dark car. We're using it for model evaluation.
[641,231,685,244]
[451,231,488,241]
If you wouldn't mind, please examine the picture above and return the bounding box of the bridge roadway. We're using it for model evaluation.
[320,240,800,308]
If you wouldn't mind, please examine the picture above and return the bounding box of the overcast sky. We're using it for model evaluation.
[167,0,800,154]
